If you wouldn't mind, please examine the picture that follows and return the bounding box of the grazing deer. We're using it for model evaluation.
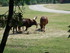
[18,16,38,31]
[40,16,48,32]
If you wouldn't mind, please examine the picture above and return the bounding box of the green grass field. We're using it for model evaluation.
[44,4,70,11]
[0,4,70,53]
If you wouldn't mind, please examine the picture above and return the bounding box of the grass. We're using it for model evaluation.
[44,4,70,11]
[0,4,70,53]
[0,6,8,14]
[4,37,70,53]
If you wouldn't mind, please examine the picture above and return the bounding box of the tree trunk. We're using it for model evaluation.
[0,0,14,53]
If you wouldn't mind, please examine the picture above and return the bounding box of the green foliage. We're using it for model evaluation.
[0,0,70,6]
[24,0,31,5]
[0,15,7,28]
[0,0,30,6]
[0,0,9,6]
[30,0,37,4]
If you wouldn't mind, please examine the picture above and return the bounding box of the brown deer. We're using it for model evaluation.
[40,16,48,32]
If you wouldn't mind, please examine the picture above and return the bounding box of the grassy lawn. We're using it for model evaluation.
[0,6,8,14]
[44,4,70,11]
[0,4,70,53]
[4,37,70,53]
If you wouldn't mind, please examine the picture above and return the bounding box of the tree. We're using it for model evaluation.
[30,0,37,4]
[0,0,14,53]
[0,0,9,6]
[0,0,30,53]
[60,0,64,3]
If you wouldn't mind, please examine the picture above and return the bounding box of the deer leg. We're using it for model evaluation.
[43,26,45,32]
[16,27,18,33]
[25,27,28,31]
[40,24,42,29]
[17,26,20,32]
[22,26,24,31]
[12,27,14,34]
[40,24,43,31]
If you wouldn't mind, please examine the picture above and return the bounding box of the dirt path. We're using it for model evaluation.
[8,29,69,39]
[29,4,70,14]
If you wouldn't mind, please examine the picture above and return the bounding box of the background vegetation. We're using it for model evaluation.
[0,0,70,6]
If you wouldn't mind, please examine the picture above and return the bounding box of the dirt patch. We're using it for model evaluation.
[0,28,69,40]
[8,28,69,39]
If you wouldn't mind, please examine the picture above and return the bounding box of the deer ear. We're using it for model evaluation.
[33,16,37,20]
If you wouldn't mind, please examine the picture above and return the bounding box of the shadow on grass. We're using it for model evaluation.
[45,52,49,53]
[68,35,70,38]
[68,25,70,38]
[9,31,30,35]
[68,25,70,28]
[9,28,45,35]
[36,28,45,32]
[9,30,39,35]
[68,29,70,33]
